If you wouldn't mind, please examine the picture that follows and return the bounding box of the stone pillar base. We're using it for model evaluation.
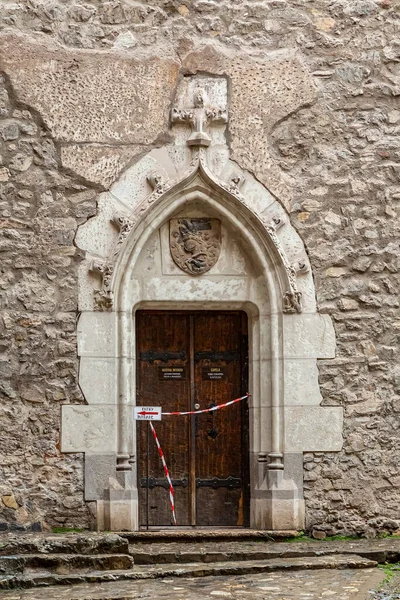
[251,470,305,530]
[96,481,138,531]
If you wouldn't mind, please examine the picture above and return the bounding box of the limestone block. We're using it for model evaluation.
[0,33,179,143]
[103,489,138,532]
[296,272,317,314]
[141,276,250,304]
[61,145,144,189]
[283,314,336,359]
[148,147,180,179]
[78,260,96,312]
[174,75,228,115]
[110,154,167,211]
[75,193,122,257]
[183,45,317,207]
[283,359,322,406]
[249,405,272,452]
[240,174,276,217]
[85,453,117,501]
[133,230,161,277]
[166,145,192,175]
[284,406,343,452]
[61,405,117,453]
[79,357,117,405]
[77,312,116,358]
[207,145,230,177]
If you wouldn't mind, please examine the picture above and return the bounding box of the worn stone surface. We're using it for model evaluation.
[0,73,93,532]
[0,0,399,535]
[0,568,385,599]
[0,34,180,145]
[60,145,145,190]
[0,533,129,556]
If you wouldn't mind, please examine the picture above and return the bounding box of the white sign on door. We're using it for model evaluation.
[134,406,162,421]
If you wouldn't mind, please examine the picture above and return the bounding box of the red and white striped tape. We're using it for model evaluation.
[148,393,250,527]
[162,393,249,416]
[149,421,177,526]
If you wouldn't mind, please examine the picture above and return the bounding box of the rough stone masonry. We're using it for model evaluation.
[0,0,399,535]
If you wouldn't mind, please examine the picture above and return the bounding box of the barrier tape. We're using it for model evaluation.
[162,393,249,416]
[148,393,249,527]
[149,421,177,526]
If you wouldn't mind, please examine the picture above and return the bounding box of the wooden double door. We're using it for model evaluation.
[136,311,249,528]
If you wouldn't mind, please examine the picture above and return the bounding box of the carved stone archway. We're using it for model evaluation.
[61,76,343,531]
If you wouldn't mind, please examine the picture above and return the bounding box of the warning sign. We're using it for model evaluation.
[134,406,162,421]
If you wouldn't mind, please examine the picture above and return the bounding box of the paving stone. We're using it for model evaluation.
[0,568,385,600]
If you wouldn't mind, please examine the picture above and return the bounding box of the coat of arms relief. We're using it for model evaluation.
[169,218,221,275]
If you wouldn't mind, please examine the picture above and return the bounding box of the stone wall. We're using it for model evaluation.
[0,0,399,534]
[0,72,95,531]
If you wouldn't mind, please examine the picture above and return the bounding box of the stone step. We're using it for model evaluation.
[121,529,297,543]
[129,539,400,565]
[0,553,133,576]
[0,554,377,590]
[0,534,129,556]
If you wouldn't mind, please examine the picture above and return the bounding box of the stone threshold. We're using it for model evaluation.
[120,529,298,542]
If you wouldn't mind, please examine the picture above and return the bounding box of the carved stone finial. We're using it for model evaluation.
[294,260,309,275]
[147,172,170,197]
[90,259,108,276]
[112,213,134,231]
[228,174,246,195]
[270,216,285,231]
[171,87,228,148]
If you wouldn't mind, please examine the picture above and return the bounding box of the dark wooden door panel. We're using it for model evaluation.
[194,313,245,526]
[137,312,190,526]
[136,311,248,528]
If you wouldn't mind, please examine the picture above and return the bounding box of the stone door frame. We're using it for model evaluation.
[61,76,343,531]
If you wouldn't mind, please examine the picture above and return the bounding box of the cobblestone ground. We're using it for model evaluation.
[369,572,400,600]
[0,569,385,600]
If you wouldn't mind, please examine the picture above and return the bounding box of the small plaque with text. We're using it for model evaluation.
[202,367,227,381]
[158,367,186,380]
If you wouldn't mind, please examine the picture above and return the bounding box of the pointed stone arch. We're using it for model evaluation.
[61,76,343,531]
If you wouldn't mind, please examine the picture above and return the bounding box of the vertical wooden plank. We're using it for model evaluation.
[194,312,249,527]
[189,315,196,527]
[136,311,191,527]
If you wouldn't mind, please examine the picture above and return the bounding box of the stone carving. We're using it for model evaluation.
[90,144,304,312]
[88,72,304,313]
[111,213,134,263]
[90,260,114,310]
[283,290,302,314]
[227,174,246,195]
[170,218,221,275]
[171,88,227,147]
[294,260,309,275]
[147,172,170,197]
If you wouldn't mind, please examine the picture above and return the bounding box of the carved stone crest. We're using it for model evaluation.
[170,218,221,275]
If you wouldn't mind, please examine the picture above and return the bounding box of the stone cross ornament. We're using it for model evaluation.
[171,87,227,147]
